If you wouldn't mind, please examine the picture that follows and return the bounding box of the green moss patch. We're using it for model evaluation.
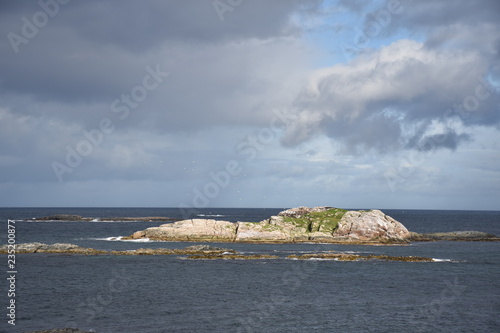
[283,208,347,234]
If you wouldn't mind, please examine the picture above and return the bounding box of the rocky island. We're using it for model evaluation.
[126,206,499,244]
[126,207,412,244]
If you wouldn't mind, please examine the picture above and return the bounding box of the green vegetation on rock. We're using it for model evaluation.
[283,208,347,234]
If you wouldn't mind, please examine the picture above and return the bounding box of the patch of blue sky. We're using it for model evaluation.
[299,0,426,68]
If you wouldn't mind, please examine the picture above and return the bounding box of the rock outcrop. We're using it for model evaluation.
[0,243,107,254]
[135,219,238,242]
[127,207,413,244]
[333,210,411,241]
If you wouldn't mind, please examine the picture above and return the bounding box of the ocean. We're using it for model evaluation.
[1,208,499,333]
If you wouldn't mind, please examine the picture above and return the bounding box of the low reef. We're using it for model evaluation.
[1,242,438,262]
[409,231,500,242]
[287,253,434,262]
[0,243,235,255]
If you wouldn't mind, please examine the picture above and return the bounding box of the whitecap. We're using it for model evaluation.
[93,236,151,242]
[432,258,453,262]
[197,214,225,217]
[123,238,152,243]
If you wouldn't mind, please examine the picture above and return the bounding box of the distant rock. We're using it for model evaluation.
[32,215,177,222]
[409,231,500,241]
[36,214,84,221]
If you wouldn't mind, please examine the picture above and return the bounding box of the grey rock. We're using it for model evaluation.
[334,210,411,241]
[278,206,333,218]
[139,219,237,241]
[183,244,231,252]
[15,242,45,253]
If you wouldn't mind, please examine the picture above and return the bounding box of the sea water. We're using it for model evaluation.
[1,208,499,333]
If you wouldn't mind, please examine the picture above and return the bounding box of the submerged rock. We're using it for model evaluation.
[183,244,230,252]
[186,254,279,260]
[288,252,434,262]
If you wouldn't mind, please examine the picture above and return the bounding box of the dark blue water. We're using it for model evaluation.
[1,208,499,333]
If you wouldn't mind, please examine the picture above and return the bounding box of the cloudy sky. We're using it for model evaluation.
[1,0,499,210]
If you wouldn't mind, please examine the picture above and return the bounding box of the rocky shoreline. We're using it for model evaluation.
[124,206,500,244]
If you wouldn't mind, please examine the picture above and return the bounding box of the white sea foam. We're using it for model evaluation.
[432,258,453,262]
[197,214,226,217]
[94,236,152,243]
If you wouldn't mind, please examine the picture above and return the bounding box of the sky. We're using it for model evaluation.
[0,0,499,210]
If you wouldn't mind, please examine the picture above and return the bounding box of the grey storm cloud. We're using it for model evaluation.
[0,0,499,209]
[0,0,320,185]
[0,0,320,105]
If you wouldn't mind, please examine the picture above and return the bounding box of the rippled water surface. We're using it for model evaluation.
[1,208,499,332]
